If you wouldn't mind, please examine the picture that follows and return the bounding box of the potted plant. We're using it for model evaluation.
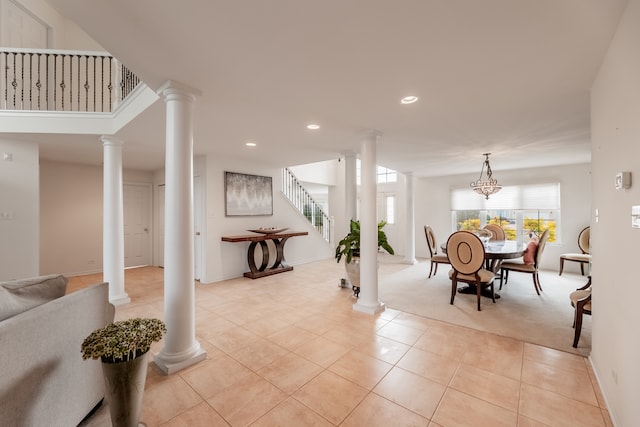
[335,219,395,296]
[81,317,166,427]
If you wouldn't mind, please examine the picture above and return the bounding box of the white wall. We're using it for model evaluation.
[591,1,640,425]
[201,156,334,283]
[0,138,39,280]
[414,163,592,272]
[289,159,338,186]
[40,160,153,276]
[9,0,103,50]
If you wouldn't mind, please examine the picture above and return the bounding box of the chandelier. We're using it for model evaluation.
[470,153,502,199]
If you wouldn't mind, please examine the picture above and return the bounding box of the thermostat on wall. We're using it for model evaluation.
[615,171,632,189]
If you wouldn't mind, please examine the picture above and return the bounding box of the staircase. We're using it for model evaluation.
[282,168,332,242]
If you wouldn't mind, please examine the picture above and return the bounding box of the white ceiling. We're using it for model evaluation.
[39,0,628,177]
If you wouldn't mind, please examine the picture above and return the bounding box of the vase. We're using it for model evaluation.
[101,352,149,427]
[344,257,382,298]
[344,257,360,288]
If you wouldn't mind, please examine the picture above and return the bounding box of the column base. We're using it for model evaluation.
[109,294,131,305]
[353,299,386,315]
[153,347,207,375]
[402,257,418,265]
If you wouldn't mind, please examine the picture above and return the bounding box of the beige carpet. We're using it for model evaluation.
[378,257,591,356]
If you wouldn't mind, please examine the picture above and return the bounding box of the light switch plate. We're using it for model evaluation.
[616,171,632,189]
[632,206,640,228]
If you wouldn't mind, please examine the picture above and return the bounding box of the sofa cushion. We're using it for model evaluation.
[0,274,68,321]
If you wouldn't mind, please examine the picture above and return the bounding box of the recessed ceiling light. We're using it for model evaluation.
[245,141,257,147]
[306,124,320,130]
[400,95,418,104]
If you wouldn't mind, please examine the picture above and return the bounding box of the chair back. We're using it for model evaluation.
[446,231,486,275]
[483,224,506,241]
[534,229,551,267]
[578,226,590,254]
[424,225,437,257]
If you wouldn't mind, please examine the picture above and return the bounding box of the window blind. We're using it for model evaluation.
[451,183,560,210]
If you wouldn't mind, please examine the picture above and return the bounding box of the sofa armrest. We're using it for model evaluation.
[0,282,115,427]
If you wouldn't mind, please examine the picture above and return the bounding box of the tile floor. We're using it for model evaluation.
[72,259,610,427]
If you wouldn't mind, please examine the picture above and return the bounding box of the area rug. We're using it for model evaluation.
[378,258,591,356]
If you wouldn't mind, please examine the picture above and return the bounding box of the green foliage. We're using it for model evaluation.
[81,318,167,364]
[456,212,557,242]
[335,219,395,264]
[488,217,517,240]
[524,217,557,242]
[458,218,480,231]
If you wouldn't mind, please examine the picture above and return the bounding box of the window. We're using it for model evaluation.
[451,183,560,243]
[385,195,395,224]
[377,166,397,183]
[356,160,398,184]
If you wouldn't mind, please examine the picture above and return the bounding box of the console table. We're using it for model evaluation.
[221,231,308,279]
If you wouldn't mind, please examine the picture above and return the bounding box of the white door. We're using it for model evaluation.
[124,183,152,268]
[1,0,48,48]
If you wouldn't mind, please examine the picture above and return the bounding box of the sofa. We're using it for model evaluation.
[0,275,115,427]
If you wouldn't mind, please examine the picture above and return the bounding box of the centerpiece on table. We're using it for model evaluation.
[335,219,394,296]
[81,317,166,427]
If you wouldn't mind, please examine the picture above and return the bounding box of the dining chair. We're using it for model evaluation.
[424,225,450,278]
[499,229,550,295]
[446,231,496,311]
[483,224,506,241]
[570,276,592,347]
[559,226,591,276]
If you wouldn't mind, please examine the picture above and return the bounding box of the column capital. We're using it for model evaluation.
[360,129,383,142]
[157,80,202,102]
[100,135,124,147]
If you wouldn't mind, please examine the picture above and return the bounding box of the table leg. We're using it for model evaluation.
[247,240,269,274]
[271,236,290,269]
[243,237,295,279]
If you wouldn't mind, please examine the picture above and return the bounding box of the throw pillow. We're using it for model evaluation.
[523,241,538,265]
[0,274,68,321]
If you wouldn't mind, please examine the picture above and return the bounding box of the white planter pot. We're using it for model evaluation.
[344,257,360,288]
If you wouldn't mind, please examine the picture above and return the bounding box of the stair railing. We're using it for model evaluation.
[1,48,140,112]
[282,168,331,242]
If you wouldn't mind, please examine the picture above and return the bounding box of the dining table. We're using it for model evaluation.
[441,239,526,298]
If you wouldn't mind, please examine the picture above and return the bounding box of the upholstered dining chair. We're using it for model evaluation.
[559,226,591,276]
[483,224,506,241]
[424,225,450,278]
[570,277,592,347]
[499,229,550,295]
[446,231,496,311]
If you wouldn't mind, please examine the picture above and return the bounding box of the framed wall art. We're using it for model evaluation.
[224,171,273,216]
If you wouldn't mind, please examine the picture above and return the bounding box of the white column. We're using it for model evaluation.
[353,131,385,315]
[344,151,358,223]
[342,151,358,287]
[101,136,130,305]
[403,172,417,265]
[154,81,206,375]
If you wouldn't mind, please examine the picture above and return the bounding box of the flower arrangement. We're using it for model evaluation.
[81,318,167,364]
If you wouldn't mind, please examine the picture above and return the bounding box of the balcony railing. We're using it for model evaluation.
[1,48,140,113]
[282,167,332,242]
